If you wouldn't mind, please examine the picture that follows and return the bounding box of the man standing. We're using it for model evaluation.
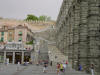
[78,64,82,71]
[43,60,48,73]
[50,61,52,66]
[17,61,20,71]
[90,64,94,75]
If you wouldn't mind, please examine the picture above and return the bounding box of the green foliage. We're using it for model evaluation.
[25,14,38,21]
[26,40,33,45]
[39,15,51,21]
[25,14,51,21]
[38,16,46,21]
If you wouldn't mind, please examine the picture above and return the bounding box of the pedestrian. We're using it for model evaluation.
[60,63,64,72]
[56,63,60,75]
[78,64,82,71]
[66,60,68,65]
[37,62,39,66]
[17,61,20,71]
[5,59,7,66]
[90,64,94,75]
[6,58,9,66]
[63,63,66,72]
[50,61,52,66]
[43,60,48,73]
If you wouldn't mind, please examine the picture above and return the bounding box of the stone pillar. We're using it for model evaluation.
[4,51,6,63]
[31,52,34,63]
[21,51,24,64]
[13,52,15,64]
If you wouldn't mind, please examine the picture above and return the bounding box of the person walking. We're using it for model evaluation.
[66,60,68,64]
[43,60,48,73]
[50,61,52,66]
[63,63,66,72]
[17,61,20,71]
[66,60,68,67]
[57,63,60,75]
[78,64,82,71]
[60,63,64,72]
[90,64,94,75]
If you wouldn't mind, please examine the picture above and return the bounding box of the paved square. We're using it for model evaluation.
[0,64,90,75]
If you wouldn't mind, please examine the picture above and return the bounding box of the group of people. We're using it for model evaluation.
[56,61,68,75]
[78,64,95,75]
[38,59,95,75]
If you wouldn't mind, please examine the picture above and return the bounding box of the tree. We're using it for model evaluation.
[46,16,51,21]
[38,16,46,21]
[25,14,38,21]
[25,14,52,21]
[38,15,51,21]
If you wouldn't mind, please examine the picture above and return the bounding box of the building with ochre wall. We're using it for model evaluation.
[0,25,35,64]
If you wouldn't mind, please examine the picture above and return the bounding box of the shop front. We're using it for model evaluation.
[0,52,4,63]
[0,51,32,64]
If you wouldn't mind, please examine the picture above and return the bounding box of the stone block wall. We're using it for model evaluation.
[56,0,100,74]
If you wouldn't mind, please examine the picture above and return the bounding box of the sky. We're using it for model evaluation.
[0,0,63,20]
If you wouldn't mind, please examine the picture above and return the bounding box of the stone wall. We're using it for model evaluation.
[56,0,100,74]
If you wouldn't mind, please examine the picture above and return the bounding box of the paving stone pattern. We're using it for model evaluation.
[0,64,90,75]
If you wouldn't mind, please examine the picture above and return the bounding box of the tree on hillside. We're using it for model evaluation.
[25,14,52,21]
[38,16,46,21]
[46,16,51,21]
[25,14,38,21]
[38,15,51,21]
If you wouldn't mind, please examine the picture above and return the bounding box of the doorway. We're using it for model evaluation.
[6,52,13,63]
[24,52,30,62]
[15,52,22,64]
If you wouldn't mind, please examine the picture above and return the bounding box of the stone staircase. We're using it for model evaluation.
[48,44,68,63]
[48,45,91,75]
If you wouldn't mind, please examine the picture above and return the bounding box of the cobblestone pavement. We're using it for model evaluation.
[0,64,90,75]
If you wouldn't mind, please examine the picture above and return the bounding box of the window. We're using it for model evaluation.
[18,37,22,42]
[1,32,4,36]
[1,37,4,42]
[8,38,12,42]
[9,32,12,35]
[18,31,22,36]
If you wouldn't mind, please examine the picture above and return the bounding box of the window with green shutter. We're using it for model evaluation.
[18,37,22,42]
[1,32,4,36]
[1,37,4,42]
[18,31,22,36]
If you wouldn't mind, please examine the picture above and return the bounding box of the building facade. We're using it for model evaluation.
[0,26,8,43]
[0,42,32,64]
[56,0,100,75]
[0,25,35,64]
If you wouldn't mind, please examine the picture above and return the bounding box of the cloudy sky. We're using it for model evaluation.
[0,0,63,20]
